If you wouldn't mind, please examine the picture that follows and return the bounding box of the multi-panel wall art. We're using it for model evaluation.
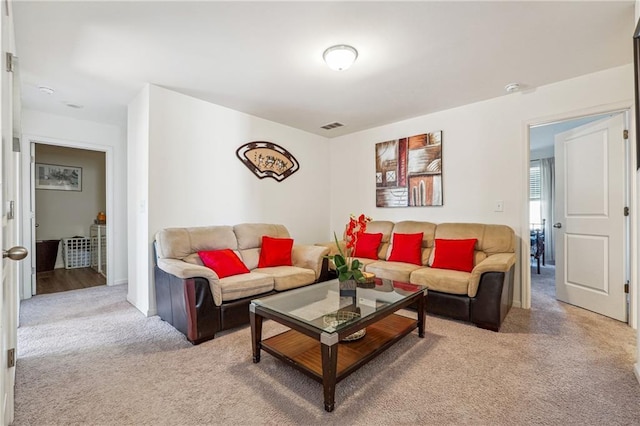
[375,131,442,207]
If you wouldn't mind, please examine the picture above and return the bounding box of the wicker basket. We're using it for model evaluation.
[323,310,366,341]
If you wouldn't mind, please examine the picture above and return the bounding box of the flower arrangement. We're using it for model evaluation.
[332,214,372,282]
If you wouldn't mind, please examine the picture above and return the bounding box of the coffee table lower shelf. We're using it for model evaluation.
[261,313,416,383]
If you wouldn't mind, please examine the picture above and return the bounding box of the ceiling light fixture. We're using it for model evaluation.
[504,83,521,93]
[37,85,55,95]
[323,45,358,71]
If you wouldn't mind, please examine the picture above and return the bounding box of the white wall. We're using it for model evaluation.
[126,85,150,315]
[328,64,634,307]
[128,85,330,315]
[21,109,128,286]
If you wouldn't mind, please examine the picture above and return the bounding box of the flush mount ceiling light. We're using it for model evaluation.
[504,82,521,93]
[323,45,358,71]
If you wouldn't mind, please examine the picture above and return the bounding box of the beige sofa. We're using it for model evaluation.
[154,223,330,344]
[320,221,516,331]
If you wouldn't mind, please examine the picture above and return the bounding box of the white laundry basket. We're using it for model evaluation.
[62,237,91,269]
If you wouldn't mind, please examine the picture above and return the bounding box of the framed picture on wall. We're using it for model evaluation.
[35,163,82,191]
[375,131,443,207]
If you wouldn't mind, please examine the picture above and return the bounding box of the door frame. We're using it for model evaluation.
[19,134,114,300]
[522,102,636,328]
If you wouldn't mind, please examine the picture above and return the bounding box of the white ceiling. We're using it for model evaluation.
[12,1,635,138]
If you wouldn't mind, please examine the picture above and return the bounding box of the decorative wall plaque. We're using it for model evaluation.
[236,141,299,181]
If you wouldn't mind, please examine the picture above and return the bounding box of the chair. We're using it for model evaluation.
[530,219,545,274]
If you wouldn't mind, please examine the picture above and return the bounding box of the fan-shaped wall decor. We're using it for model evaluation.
[236,141,299,181]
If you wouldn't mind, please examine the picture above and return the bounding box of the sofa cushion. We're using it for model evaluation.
[253,266,316,291]
[410,267,470,295]
[386,221,437,265]
[388,233,423,265]
[215,272,274,305]
[240,248,260,271]
[156,226,237,260]
[353,232,383,259]
[352,257,379,268]
[258,236,294,267]
[234,223,290,250]
[183,253,204,266]
[365,261,423,283]
[481,224,516,254]
[361,221,395,260]
[433,223,514,254]
[198,249,250,279]
[431,239,477,273]
[434,223,484,243]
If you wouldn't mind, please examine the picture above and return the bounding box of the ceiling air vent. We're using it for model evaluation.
[321,122,344,130]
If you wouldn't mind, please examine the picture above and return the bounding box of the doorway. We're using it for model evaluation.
[527,110,631,323]
[28,142,108,296]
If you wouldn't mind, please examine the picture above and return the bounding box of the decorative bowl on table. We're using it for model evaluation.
[322,310,366,342]
[357,272,376,288]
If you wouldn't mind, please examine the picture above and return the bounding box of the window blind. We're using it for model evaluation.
[530,163,541,200]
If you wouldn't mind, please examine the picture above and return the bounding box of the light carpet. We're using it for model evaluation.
[14,266,640,425]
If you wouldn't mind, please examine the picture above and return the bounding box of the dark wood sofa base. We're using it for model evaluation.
[426,268,515,332]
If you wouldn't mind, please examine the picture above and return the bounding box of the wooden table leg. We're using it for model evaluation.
[417,292,426,338]
[250,307,263,363]
[320,341,338,412]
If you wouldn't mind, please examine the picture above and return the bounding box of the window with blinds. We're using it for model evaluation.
[530,161,542,225]
[530,161,541,200]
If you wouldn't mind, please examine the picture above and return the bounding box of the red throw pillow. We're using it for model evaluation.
[198,249,250,279]
[431,238,477,272]
[388,233,423,265]
[258,236,294,268]
[353,232,383,260]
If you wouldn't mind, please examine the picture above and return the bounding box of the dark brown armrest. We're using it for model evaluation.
[154,266,220,344]
[469,266,515,332]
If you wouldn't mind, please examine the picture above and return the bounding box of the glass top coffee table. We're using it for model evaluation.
[250,278,427,412]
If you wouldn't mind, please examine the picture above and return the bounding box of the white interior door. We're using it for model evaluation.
[0,3,23,423]
[1,48,13,426]
[554,113,627,321]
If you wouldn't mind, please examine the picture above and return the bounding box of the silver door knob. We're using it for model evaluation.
[3,246,27,261]
[553,223,562,229]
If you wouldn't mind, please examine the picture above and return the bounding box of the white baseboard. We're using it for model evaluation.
[112,279,128,286]
[126,295,157,317]
[635,363,640,384]
[512,300,522,309]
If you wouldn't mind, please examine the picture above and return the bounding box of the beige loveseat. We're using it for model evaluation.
[154,223,330,344]
[320,221,516,331]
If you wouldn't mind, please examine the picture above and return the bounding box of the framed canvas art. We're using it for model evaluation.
[375,131,442,207]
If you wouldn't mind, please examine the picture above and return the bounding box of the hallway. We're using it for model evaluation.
[36,268,105,295]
